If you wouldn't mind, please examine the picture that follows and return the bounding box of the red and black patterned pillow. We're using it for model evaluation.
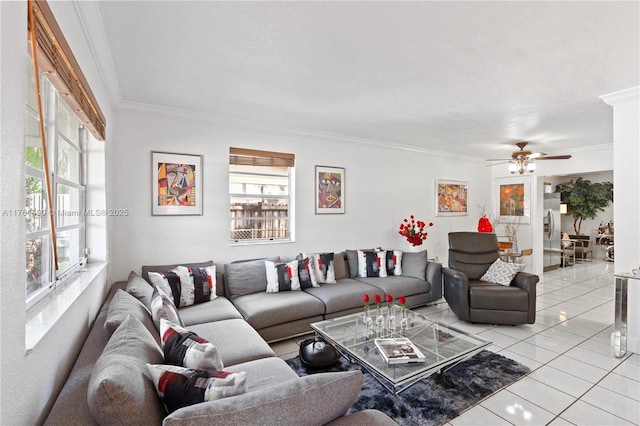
[297,255,319,289]
[146,364,247,414]
[160,318,223,371]
[265,260,301,292]
[150,286,184,331]
[385,250,403,276]
[148,266,216,308]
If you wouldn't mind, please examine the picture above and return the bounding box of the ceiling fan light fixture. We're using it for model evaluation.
[527,161,536,172]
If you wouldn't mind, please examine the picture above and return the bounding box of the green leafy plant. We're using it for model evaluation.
[555,177,613,235]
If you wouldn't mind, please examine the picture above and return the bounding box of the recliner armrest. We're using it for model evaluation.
[510,271,538,295]
[442,267,471,321]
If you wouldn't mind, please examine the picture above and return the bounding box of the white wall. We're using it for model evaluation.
[108,108,492,281]
[602,87,640,354]
[0,2,112,424]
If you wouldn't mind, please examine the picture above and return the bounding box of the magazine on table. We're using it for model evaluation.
[374,337,426,364]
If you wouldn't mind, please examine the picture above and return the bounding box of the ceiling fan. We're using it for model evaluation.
[486,142,572,174]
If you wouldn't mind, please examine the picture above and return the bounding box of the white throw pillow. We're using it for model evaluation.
[480,259,525,286]
[265,260,301,292]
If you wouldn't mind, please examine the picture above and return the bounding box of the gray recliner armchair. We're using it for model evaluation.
[443,232,539,325]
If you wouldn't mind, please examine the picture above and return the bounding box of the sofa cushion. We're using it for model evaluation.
[125,271,154,310]
[162,371,364,426]
[104,289,157,341]
[224,257,279,298]
[402,250,428,279]
[178,297,243,326]
[187,319,276,367]
[304,279,379,314]
[150,286,184,330]
[225,357,299,392]
[344,249,359,278]
[265,260,301,292]
[354,275,429,298]
[230,291,326,330]
[333,252,348,280]
[146,364,247,414]
[480,258,524,286]
[87,315,165,426]
[160,318,223,370]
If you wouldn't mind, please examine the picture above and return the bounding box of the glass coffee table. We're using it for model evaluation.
[311,309,491,394]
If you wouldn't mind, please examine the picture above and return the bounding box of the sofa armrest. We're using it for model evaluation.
[425,261,443,300]
[442,267,470,321]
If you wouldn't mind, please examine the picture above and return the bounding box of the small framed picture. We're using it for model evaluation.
[152,151,203,216]
[435,179,468,216]
[494,175,531,224]
[315,165,344,214]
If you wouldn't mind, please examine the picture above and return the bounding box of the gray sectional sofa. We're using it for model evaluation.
[45,250,442,425]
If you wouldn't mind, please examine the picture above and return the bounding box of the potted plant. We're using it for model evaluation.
[555,177,613,235]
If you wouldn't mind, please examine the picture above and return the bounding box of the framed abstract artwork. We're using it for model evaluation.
[152,151,203,215]
[315,165,344,214]
[494,175,530,224]
[435,179,468,216]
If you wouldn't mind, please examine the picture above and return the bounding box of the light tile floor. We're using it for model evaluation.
[271,259,639,425]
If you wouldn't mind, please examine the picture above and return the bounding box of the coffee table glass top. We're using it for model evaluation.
[311,309,491,394]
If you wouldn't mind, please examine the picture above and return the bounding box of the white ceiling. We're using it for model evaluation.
[93,1,639,160]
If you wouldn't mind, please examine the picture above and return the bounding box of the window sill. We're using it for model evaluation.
[25,261,108,352]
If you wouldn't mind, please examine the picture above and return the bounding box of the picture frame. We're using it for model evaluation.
[435,179,468,216]
[152,151,203,216]
[315,165,344,214]
[494,175,531,224]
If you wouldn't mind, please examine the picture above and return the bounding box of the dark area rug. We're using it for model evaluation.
[286,350,529,426]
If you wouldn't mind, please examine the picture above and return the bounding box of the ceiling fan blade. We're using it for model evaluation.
[528,152,546,159]
[485,161,510,166]
[535,155,572,160]
[485,158,512,161]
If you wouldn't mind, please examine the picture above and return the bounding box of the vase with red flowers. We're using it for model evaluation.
[398,296,408,330]
[386,294,396,332]
[374,294,384,331]
[362,294,373,334]
[399,215,434,246]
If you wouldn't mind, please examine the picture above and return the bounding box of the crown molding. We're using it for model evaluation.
[600,86,640,107]
[116,100,478,161]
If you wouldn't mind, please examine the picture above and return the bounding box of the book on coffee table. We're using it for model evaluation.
[374,337,426,364]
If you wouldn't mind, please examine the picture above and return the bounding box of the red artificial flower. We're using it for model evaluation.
[374,294,382,309]
[363,294,370,304]
[386,294,393,303]
[399,296,406,306]
[398,215,434,247]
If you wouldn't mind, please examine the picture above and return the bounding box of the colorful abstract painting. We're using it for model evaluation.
[315,166,345,214]
[152,152,202,215]
[436,180,468,216]
[494,176,530,224]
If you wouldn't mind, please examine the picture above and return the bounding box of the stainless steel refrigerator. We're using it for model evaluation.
[543,193,561,271]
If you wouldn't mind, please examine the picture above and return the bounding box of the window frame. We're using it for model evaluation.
[25,67,87,309]
[229,148,295,245]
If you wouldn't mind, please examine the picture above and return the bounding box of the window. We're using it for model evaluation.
[25,61,86,304]
[229,148,294,243]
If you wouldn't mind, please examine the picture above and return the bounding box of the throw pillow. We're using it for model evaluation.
[146,364,247,414]
[104,289,156,339]
[360,250,388,278]
[385,250,403,276]
[402,250,428,280]
[87,315,165,425]
[333,252,348,280]
[190,265,217,304]
[265,260,301,292]
[150,286,184,331]
[344,249,359,278]
[480,258,525,286]
[126,271,155,310]
[224,257,280,298]
[160,318,223,371]
[148,266,191,308]
[304,252,336,284]
[297,255,319,289]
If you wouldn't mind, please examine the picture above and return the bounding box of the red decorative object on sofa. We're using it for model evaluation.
[477,215,493,233]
